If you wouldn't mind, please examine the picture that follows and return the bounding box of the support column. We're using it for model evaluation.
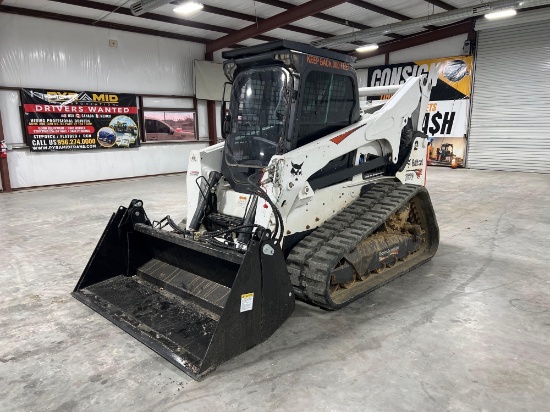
[0,111,12,192]
[205,51,217,146]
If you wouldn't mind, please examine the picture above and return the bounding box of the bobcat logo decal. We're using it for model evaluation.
[290,162,303,177]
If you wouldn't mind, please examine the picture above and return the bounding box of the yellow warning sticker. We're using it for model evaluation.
[240,293,254,312]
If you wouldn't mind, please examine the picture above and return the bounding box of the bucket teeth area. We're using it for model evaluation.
[79,274,220,373]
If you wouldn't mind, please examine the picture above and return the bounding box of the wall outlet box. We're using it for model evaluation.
[109,39,118,48]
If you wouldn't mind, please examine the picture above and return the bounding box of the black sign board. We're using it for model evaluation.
[22,89,140,151]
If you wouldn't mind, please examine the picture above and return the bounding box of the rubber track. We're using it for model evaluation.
[286,180,424,309]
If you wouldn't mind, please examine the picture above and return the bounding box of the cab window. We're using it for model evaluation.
[296,71,355,147]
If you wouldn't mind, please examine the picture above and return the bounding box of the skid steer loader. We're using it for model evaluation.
[73,40,439,380]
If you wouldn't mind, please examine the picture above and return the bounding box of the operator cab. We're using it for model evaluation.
[221,40,360,192]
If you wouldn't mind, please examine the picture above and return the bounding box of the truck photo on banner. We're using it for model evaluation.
[358,55,473,167]
[22,89,139,151]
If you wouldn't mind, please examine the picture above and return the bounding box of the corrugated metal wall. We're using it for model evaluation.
[468,20,550,173]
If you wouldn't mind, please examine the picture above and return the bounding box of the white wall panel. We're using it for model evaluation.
[0,13,204,95]
[7,142,207,188]
[0,91,24,145]
[0,12,208,188]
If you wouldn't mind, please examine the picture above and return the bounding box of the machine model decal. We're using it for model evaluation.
[403,168,423,182]
[379,246,399,262]
[290,162,304,177]
[330,125,362,145]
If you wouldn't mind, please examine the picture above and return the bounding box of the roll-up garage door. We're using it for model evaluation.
[468,18,550,173]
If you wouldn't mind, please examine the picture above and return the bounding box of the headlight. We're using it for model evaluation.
[274,53,291,65]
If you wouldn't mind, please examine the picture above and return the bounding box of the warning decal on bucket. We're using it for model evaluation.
[240,293,254,312]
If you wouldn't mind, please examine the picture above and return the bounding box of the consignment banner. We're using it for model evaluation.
[22,89,140,151]
[359,55,473,138]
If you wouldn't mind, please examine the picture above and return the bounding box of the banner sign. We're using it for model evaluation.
[358,55,473,166]
[358,55,473,139]
[22,89,140,151]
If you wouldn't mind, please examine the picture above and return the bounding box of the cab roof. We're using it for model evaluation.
[222,40,356,64]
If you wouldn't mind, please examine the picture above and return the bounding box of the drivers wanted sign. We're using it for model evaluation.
[22,89,140,151]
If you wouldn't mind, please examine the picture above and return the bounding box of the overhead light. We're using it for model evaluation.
[173,1,203,15]
[485,8,517,20]
[355,44,379,53]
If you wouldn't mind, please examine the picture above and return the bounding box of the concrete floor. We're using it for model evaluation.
[1,167,549,411]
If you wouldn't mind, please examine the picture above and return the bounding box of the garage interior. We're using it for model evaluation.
[1,0,549,410]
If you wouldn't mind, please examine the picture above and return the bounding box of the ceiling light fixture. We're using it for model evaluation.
[485,8,517,20]
[130,0,173,16]
[355,44,379,53]
[173,1,204,15]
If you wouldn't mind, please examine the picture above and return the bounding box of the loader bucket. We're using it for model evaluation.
[72,200,295,380]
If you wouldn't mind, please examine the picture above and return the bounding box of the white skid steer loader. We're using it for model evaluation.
[73,40,439,380]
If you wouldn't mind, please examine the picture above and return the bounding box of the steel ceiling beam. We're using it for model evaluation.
[0,4,213,44]
[50,0,229,33]
[255,0,369,30]
[0,1,350,54]
[205,0,349,53]
[254,0,403,40]
[49,0,344,45]
[422,0,457,11]
[47,0,279,43]
[347,0,411,21]
[192,3,334,39]
[348,0,438,31]
[353,20,472,61]
[315,0,550,48]
[317,0,516,48]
